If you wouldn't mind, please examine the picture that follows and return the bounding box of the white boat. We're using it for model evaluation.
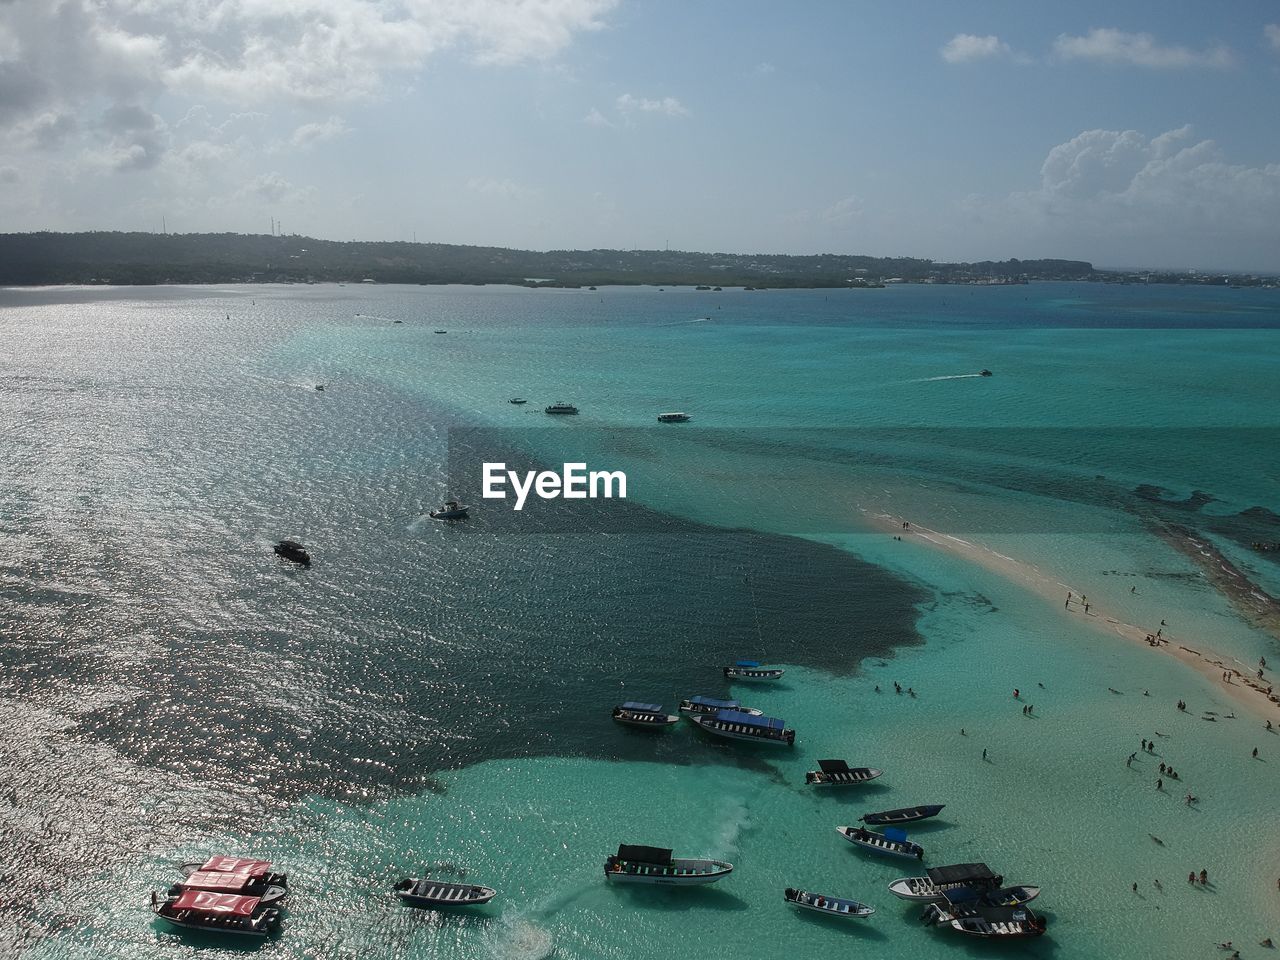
[678,696,763,717]
[394,878,496,907]
[657,412,691,423]
[921,885,1042,917]
[924,903,1047,938]
[836,825,923,861]
[805,760,882,786]
[604,845,733,885]
[887,863,1004,901]
[784,887,875,919]
[723,660,784,681]
[688,709,795,746]
[429,500,469,520]
[545,402,579,415]
[612,702,679,727]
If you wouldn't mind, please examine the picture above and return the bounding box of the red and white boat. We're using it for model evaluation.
[151,889,282,937]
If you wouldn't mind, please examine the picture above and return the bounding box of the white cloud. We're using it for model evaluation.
[940,34,1011,64]
[995,126,1280,267]
[240,171,300,203]
[466,177,535,200]
[583,106,613,127]
[1053,28,1232,69]
[1265,24,1280,52]
[615,93,689,117]
[755,61,776,75]
[820,195,863,223]
[291,116,349,148]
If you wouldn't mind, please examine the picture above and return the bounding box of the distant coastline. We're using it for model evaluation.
[3,231,1277,289]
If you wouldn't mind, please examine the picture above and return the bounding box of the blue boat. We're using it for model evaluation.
[722,660,784,681]
[837,825,924,860]
[688,708,795,746]
[678,696,763,718]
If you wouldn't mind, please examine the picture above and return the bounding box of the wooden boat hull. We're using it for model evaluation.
[153,904,280,938]
[860,804,944,825]
[837,827,923,860]
[784,888,874,918]
[688,715,794,746]
[395,880,497,907]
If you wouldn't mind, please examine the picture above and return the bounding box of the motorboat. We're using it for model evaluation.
[315,385,325,391]
[170,868,287,905]
[860,804,944,825]
[657,412,691,423]
[151,890,281,938]
[836,825,923,861]
[688,709,795,746]
[784,887,874,919]
[887,863,1004,901]
[612,702,679,727]
[604,844,733,885]
[434,329,447,334]
[429,500,469,520]
[979,369,993,377]
[924,902,1047,938]
[179,857,286,887]
[394,877,496,907]
[273,540,310,567]
[509,398,528,404]
[805,760,882,787]
[545,402,579,415]
[926,885,1041,913]
[678,696,763,718]
[722,660,784,681]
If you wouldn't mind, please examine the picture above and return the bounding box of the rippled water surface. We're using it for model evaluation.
[2,282,1278,959]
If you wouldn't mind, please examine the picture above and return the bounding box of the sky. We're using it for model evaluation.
[1,0,1279,270]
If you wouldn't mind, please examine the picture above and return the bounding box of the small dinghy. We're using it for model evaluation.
[887,863,1004,901]
[806,760,882,787]
[508,398,528,404]
[612,702,679,727]
[837,826,923,861]
[860,804,944,825]
[784,887,875,919]
[429,500,469,520]
[722,660,784,681]
[151,890,282,938]
[604,844,733,885]
[273,540,310,567]
[678,696,763,718]
[394,877,496,907]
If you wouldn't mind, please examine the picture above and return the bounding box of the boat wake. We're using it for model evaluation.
[912,374,984,382]
[484,914,555,960]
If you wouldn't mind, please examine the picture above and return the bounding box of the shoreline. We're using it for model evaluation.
[860,511,1280,726]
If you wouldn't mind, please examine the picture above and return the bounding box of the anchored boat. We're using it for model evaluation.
[722,660,784,681]
[784,887,875,919]
[657,412,691,423]
[924,902,1047,938]
[151,890,282,938]
[179,857,288,888]
[612,702,679,727]
[394,878,497,907]
[837,826,923,861]
[170,869,287,906]
[604,844,733,885]
[688,708,795,746]
[888,863,1004,902]
[806,760,882,787]
[860,804,944,825]
[545,402,579,415]
[678,696,763,718]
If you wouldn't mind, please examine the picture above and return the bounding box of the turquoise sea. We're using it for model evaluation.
[1,282,1278,959]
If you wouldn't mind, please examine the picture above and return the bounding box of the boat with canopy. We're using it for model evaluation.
[151,889,282,937]
[836,825,924,860]
[678,696,763,717]
[887,863,1004,901]
[688,709,795,746]
[604,844,733,885]
[612,702,679,727]
[722,660,784,681]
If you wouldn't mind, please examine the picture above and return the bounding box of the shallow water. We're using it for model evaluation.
[2,282,1278,958]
